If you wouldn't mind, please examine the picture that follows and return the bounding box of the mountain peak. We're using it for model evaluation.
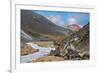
[67,24,82,31]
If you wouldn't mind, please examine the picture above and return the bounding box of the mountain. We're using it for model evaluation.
[67,24,82,31]
[21,10,71,38]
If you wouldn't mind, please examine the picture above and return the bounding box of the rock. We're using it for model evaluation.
[65,49,80,60]
[49,32,90,60]
[32,56,64,62]
[21,43,39,56]
[78,51,89,60]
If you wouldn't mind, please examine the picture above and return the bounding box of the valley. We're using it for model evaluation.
[20,10,90,63]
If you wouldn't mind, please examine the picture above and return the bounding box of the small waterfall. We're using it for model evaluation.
[21,30,32,41]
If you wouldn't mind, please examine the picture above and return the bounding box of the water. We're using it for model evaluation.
[20,42,55,63]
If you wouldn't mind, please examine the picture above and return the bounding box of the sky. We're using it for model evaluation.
[33,10,90,28]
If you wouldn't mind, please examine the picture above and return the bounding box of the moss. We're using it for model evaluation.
[31,32,42,37]
[64,35,72,41]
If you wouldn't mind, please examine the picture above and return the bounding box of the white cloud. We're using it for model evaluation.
[46,15,65,27]
[67,18,78,25]
[65,17,83,28]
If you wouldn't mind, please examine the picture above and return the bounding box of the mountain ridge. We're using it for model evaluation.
[21,10,72,37]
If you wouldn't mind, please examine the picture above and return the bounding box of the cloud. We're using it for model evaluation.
[65,17,83,28]
[67,17,78,25]
[46,15,65,27]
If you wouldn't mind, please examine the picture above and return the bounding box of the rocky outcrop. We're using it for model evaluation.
[49,23,90,60]
[50,41,89,60]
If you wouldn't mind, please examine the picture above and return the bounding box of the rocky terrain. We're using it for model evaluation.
[21,42,39,56]
[31,23,89,62]
[49,23,90,60]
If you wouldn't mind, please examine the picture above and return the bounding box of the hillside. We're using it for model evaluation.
[50,23,90,60]
[21,10,71,37]
[73,22,89,52]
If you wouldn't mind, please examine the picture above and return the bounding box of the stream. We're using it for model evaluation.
[20,42,55,63]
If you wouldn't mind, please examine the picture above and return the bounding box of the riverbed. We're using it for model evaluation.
[20,42,55,63]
